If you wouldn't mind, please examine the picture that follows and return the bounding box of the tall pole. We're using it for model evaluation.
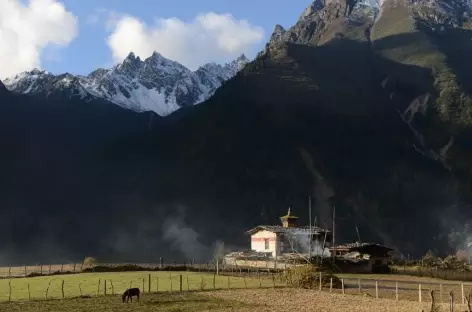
[356,226,361,242]
[332,205,336,264]
[308,196,312,262]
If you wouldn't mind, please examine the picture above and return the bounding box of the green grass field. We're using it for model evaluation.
[0,291,255,312]
[0,271,283,302]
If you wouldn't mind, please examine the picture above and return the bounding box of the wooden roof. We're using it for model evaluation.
[246,225,330,236]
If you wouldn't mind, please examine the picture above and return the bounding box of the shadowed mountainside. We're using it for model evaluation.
[1,22,472,263]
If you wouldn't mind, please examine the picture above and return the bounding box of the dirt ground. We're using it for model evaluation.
[205,288,466,312]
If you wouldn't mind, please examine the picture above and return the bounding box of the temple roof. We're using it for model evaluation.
[246,225,330,236]
[280,206,299,220]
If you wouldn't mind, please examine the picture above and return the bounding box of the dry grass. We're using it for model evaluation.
[337,272,472,284]
[1,288,467,312]
[0,292,254,312]
[0,271,282,302]
[206,288,468,312]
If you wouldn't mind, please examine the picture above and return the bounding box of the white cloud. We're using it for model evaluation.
[106,13,264,70]
[0,0,78,78]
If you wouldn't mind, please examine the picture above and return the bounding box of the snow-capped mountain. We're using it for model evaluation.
[2,53,249,116]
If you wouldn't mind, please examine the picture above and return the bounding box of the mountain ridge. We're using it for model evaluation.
[2,53,249,116]
[1,0,472,263]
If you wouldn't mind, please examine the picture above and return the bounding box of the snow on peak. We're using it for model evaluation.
[1,53,250,116]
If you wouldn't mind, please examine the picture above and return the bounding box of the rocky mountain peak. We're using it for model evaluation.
[299,0,325,20]
[2,53,250,116]
[270,24,287,43]
[257,0,472,56]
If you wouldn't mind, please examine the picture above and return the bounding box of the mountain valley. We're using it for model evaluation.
[1,0,472,263]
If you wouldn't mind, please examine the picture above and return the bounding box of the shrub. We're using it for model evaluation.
[440,255,469,271]
[83,257,97,268]
[422,250,438,267]
[279,265,342,289]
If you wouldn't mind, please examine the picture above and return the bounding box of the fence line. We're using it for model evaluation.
[322,273,472,306]
[0,270,285,302]
[0,260,288,279]
[3,268,472,306]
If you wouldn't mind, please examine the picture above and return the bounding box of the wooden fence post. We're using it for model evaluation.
[358,279,361,294]
[462,284,465,305]
[8,281,11,303]
[110,280,114,295]
[430,290,436,312]
[450,291,454,312]
[341,279,345,294]
[419,284,422,302]
[61,280,65,299]
[79,283,83,296]
[45,280,52,299]
[330,278,333,293]
[466,293,472,312]
[180,275,183,292]
[170,273,173,292]
[104,280,107,296]
[157,277,159,292]
[213,274,216,290]
[97,279,100,296]
[440,284,443,304]
[375,281,379,299]
[142,278,145,293]
[319,273,322,291]
[148,274,151,293]
[395,281,398,301]
[228,275,230,289]
[28,283,31,300]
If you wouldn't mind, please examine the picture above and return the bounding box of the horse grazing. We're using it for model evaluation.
[122,288,140,303]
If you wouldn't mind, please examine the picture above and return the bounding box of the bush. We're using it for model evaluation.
[83,257,97,268]
[422,250,439,268]
[440,255,469,271]
[278,265,342,289]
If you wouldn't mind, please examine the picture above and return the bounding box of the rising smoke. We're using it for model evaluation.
[285,230,331,257]
[162,205,212,262]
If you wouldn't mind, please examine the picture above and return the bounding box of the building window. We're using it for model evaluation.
[264,239,270,250]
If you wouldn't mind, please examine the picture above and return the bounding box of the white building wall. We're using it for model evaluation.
[250,230,278,258]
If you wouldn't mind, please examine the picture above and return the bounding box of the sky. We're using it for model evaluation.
[0,0,312,78]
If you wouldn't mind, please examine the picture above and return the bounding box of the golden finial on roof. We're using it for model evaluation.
[287,206,291,216]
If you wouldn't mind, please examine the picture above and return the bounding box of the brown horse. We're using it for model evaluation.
[122,288,140,303]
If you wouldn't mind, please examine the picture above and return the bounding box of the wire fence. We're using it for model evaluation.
[3,262,472,307]
[323,273,472,306]
[0,261,287,279]
[0,271,285,302]
[391,265,472,281]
